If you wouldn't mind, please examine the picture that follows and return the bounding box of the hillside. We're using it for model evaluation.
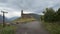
[13,17,36,23]
[0,15,3,23]
[29,13,40,20]
[13,13,40,23]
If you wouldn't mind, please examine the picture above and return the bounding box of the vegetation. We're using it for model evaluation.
[13,17,36,23]
[0,25,16,34]
[41,8,60,34]
[42,8,60,22]
[0,24,3,29]
[13,13,41,24]
[43,22,60,34]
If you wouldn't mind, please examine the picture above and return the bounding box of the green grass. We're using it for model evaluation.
[13,17,36,23]
[0,24,3,34]
[0,24,3,29]
[43,21,60,34]
[0,25,17,34]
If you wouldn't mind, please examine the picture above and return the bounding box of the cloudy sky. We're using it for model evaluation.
[0,0,60,18]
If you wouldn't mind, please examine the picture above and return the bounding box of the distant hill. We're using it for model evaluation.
[0,15,3,23]
[0,15,9,24]
[28,13,40,20]
[8,16,19,21]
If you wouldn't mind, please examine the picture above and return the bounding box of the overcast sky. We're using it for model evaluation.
[0,0,60,18]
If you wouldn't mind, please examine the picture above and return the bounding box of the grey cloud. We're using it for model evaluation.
[0,0,60,14]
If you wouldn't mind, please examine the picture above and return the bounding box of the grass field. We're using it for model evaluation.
[0,24,16,34]
[43,21,60,34]
[0,24,3,29]
[13,17,36,23]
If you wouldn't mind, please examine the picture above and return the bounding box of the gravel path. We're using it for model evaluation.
[16,21,49,34]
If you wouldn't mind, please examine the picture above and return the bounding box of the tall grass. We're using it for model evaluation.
[43,22,60,34]
[0,25,16,34]
[0,24,3,34]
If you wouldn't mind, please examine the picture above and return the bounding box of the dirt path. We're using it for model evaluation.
[16,21,49,34]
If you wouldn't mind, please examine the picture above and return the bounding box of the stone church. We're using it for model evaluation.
[21,10,32,18]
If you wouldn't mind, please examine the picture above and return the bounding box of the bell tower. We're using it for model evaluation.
[21,10,23,17]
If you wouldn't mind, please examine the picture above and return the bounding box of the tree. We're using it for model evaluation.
[43,8,55,22]
[56,8,60,21]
